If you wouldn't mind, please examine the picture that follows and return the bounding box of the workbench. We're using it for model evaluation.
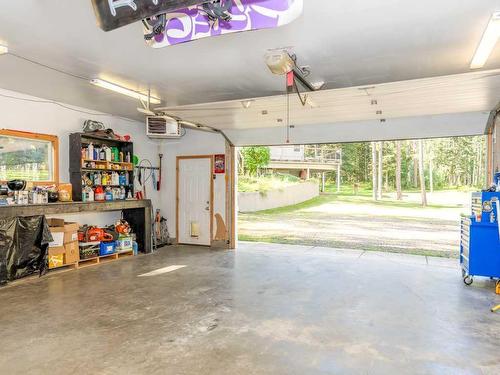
[0,200,152,253]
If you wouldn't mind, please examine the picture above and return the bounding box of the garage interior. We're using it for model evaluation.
[1,1,500,374]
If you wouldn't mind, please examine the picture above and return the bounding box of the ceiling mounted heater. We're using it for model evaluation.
[146,116,181,139]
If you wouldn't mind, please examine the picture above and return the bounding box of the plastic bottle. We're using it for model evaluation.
[125,152,131,163]
[87,143,94,160]
[119,151,124,163]
[105,187,113,201]
[95,172,101,186]
[105,146,112,162]
[112,147,119,162]
[102,172,108,186]
[100,147,106,161]
[88,187,95,202]
[120,186,126,200]
[95,186,105,201]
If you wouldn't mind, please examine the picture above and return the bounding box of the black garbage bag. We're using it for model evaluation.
[0,215,52,285]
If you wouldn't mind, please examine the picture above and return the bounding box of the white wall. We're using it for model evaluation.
[0,88,228,241]
[159,129,227,238]
[238,181,319,213]
[0,88,162,226]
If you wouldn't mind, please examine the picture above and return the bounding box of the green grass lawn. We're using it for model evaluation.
[238,173,303,194]
[238,187,465,258]
[248,192,461,217]
[0,170,50,181]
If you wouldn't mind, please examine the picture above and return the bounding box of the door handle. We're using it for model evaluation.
[205,200,210,211]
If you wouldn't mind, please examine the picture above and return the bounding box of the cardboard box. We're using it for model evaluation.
[79,242,100,260]
[47,219,79,247]
[48,246,65,269]
[63,222,79,244]
[48,254,64,269]
[64,241,80,264]
[116,236,133,251]
[47,219,65,248]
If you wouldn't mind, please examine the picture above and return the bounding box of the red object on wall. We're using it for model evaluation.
[214,154,225,174]
[286,71,294,89]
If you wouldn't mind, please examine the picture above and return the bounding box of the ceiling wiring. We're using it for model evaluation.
[0,92,137,122]
[0,51,147,122]
[8,52,89,81]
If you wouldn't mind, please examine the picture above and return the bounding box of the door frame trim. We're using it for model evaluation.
[176,155,214,246]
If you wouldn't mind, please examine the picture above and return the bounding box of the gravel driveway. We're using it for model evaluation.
[238,191,470,258]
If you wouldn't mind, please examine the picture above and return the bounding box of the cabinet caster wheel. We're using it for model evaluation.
[463,275,473,286]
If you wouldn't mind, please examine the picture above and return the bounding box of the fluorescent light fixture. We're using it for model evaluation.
[90,79,161,104]
[0,45,8,55]
[470,12,500,69]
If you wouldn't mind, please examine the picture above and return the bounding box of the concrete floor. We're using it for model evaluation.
[1,242,499,375]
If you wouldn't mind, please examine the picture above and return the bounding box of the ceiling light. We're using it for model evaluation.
[0,45,8,55]
[90,79,161,104]
[470,12,500,69]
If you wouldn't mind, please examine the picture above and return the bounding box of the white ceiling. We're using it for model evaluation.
[162,69,500,130]
[0,0,499,125]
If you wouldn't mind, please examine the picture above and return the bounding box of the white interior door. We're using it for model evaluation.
[178,157,212,245]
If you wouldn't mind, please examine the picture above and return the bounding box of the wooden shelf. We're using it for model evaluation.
[82,159,133,166]
[1,201,152,254]
[80,168,132,173]
[80,133,132,144]
[70,132,134,202]
[81,184,132,188]
[0,200,151,216]
[81,160,133,172]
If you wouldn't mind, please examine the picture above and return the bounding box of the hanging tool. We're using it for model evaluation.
[136,159,155,199]
[158,154,163,191]
[152,168,157,191]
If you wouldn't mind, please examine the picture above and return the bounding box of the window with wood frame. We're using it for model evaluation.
[0,129,59,185]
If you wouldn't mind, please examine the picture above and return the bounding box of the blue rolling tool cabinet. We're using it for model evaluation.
[460,192,500,285]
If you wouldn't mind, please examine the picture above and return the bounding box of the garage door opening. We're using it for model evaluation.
[237,135,487,258]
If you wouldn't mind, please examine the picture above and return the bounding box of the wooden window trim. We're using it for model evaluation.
[0,129,60,186]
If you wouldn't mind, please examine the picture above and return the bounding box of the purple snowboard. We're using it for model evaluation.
[145,0,303,48]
